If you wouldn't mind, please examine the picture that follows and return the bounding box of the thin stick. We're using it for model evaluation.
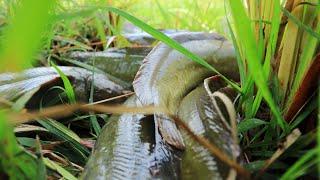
[85,92,135,106]
[9,103,166,125]
[257,128,301,177]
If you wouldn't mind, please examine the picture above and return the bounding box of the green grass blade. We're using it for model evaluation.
[51,62,76,104]
[155,0,172,27]
[238,118,268,133]
[37,118,89,159]
[35,137,46,180]
[290,12,320,102]
[0,0,56,71]
[105,6,241,92]
[223,0,246,86]
[43,158,77,180]
[59,57,130,88]
[228,0,288,131]
[53,36,93,51]
[89,59,101,135]
[250,0,282,117]
[54,7,241,91]
[250,126,268,144]
[0,112,43,179]
[94,16,107,49]
[281,149,317,180]
[281,7,320,40]
[289,94,318,130]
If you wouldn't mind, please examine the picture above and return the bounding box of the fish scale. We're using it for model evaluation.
[177,77,240,179]
[82,96,181,179]
[0,66,126,104]
[133,32,239,150]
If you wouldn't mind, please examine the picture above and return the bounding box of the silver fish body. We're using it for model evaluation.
[0,66,126,106]
[133,32,239,149]
[69,47,152,83]
[178,77,240,179]
[82,96,181,180]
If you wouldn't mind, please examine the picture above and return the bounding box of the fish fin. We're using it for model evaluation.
[155,114,185,150]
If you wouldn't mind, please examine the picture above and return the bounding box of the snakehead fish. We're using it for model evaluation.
[133,32,239,149]
[0,66,126,105]
[82,95,181,179]
[178,76,240,179]
[69,47,152,83]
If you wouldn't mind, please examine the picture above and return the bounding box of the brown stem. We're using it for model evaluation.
[285,53,320,122]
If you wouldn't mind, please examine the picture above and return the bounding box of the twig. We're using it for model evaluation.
[85,92,135,106]
[257,129,301,177]
[8,103,166,125]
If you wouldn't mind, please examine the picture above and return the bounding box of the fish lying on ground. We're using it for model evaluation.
[82,95,181,180]
[69,47,152,83]
[178,76,240,179]
[133,32,239,149]
[0,66,127,107]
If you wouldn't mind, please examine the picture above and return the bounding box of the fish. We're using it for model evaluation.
[178,76,240,179]
[0,66,127,107]
[133,32,239,149]
[82,95,181,180]
[69,47,152,83]
[111,29,189,46]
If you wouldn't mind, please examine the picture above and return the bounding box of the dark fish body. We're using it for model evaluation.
[114,28,189,46]
[82,96,181,180]
[178,78,240,179]
[133,32,239,149]
[70,47,152,83]
[0,66,126,105]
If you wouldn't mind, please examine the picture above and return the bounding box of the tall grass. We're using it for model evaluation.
[0,0,318,178]
[226,0,319,178]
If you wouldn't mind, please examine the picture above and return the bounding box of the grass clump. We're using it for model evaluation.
[0,0,318,179]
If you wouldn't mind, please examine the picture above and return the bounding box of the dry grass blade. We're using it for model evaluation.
[210,91,238,145]
[258,128,301,176]
[43,157,77,180]
[83,104,166,115]
[277,0,295,50]
[9,103,167,125]
[30,142,64,152]
[86,92,135,105]
[43,151,84,171]
[14,124,48,133]
[9,104,82,125]
[277,0,304,103]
